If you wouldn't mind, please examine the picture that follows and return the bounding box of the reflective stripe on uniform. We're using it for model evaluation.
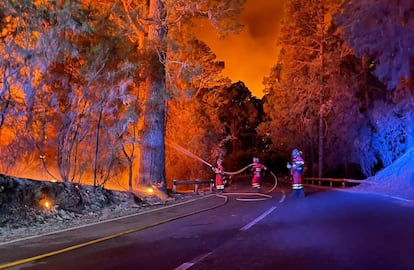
[292,183,303,189]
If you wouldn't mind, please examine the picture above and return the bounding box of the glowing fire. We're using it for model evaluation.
[39,198,53,210]
[146,187,154,194]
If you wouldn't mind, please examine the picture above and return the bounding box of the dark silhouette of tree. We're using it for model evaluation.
[210,81,263,169]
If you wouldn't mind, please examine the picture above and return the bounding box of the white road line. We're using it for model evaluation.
[175,206,278,269]
[278,190,286,203]
[174,262,194,270]
[174,252,212,270]
[240,206,277,231]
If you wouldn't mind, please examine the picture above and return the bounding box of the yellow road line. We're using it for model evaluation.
[0,195,228,269]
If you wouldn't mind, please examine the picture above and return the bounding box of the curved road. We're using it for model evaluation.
[2,177,414,270]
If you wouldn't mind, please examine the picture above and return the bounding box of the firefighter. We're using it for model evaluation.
[287,148,305,198]
[251,157,267,192]
[212,158,225,193]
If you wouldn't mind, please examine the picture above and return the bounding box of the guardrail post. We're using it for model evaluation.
[173,180,177,194]
[195,180,199,194]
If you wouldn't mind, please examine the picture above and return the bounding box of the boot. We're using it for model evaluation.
[290,189,298,198]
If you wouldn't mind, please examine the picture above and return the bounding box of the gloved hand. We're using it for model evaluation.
[286,163,292,169]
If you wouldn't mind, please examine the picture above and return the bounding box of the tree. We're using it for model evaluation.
[165,38,230,184]
[51,1,139,186]
[216,82,262,153]
[336,0,414,176]
[335,0,414,90]
[261,0,343,177]
[0,0,92,176]
[118,0,246,192]
[0,0,143,188]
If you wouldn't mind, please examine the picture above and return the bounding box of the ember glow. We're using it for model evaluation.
[39,198,53,210]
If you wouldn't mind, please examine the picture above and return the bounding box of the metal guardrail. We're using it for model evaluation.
[172,179,214,194]
[278,176,369,188]
[173,176,371,194]
[304,177,368,188]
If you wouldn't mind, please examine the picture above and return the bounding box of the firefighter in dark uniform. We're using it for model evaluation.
[287,148,305,198]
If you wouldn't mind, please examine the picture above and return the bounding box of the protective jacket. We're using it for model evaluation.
[213,164,225,192]
[251,162,266,189]
[290,155,305,190]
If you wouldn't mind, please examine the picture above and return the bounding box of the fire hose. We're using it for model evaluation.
[169,143,278,201]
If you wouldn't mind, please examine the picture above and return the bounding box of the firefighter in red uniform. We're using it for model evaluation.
[287,148,305,198]
[212,158,225,193]
[251,157,267,192]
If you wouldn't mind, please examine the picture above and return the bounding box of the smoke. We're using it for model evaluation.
[195,0,287,98]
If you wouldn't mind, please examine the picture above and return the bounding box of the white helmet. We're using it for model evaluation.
[292,148,302,158]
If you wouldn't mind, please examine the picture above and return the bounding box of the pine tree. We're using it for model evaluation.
[336,0,414,176]
[165,38,229,185]
[118,0,246,192]
[336,0,414,90]
[262,0,343,177]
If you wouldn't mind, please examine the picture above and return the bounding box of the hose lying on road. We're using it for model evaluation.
[219,166,278,201]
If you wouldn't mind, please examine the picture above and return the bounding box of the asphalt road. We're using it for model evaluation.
[2,178,414,270]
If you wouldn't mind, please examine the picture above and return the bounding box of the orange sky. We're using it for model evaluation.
[196,0,287,98]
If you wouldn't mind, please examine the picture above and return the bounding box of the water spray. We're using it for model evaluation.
[170,143,214,168]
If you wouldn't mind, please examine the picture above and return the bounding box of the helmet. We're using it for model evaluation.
[292,148,302,158]
[217,158,223,164]
[253,157,259,163]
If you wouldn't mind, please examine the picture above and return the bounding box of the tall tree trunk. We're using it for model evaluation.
[318,86,324,178]
[318,6,326,178]
[93,106,103,187]
[138,0,167,192]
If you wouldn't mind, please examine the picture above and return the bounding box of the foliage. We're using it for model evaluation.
[259,0,411,178]
[165,38,229,185]
[356,86,414,177]
[118,0,246,191]
[0,0,247,195]
[335,0,414,176]
[335,0,414,90]
[217,82,262,152]
[0,0,141,189]
[260,0,344,176]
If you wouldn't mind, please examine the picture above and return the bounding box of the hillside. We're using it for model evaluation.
[354,147,414,201]
[0,175,195,243]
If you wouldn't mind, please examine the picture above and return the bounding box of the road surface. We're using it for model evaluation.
[1,177,414,270]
